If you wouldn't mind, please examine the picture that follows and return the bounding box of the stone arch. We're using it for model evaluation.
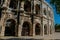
[35,4,40,14]
[24,1,31,12]
[44,8,46,15]
[0,0,5,6]
[21,21,31,36]
[35,23,41,35]
[4,19,16,36]
[44,24,47,34]
[9,0,18,9]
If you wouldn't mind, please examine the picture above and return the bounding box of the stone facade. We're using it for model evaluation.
[0,0,54,38]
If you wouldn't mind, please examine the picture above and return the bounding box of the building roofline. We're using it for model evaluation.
[43,0,54,12]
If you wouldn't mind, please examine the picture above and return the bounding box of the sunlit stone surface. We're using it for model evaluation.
[0,0,54,39]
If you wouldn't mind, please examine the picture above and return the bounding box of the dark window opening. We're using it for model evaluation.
[35,23,40,35]
[35,4,40,14]
[24,1,31,12]
[9,0,18,9]
[21,22,30,36]
[44,8,46,15]
[0,9,2,19]
[5,19,16,36]
[44,25,47,34]
[0,0,5,6]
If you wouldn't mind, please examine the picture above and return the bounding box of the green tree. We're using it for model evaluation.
[55,24,60,32]
[55,24,60,29]
[50,0,60,15]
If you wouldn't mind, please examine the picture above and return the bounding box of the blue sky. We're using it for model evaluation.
[46,0,60,24]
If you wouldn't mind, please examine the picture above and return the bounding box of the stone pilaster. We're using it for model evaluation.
[18,25,22,37]
[43,24,44,36]
[33,24,35,36]
[18,17,24,37]
[41,17,44,36]
[30,25,33,36]
[40,24,43,36]
[1,26,5,37]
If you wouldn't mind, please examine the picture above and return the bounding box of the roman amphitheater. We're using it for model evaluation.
[0,0,54,39]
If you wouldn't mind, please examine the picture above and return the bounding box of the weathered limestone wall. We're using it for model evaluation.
[0,0,54,38]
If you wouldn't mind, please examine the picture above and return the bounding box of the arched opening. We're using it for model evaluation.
[4,19,16,36]
[35,23,41,35]
[0,0,5,6]
[44,8,46,15]
[44,24,47,34]
[35,4,40,15]
[24,1,31,12]
[9,0,18,9]
[21,21,30,36]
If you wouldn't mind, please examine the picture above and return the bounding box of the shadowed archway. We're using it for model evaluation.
[4,19,16,36]
[21,21,31,36]
[44,24,47,35]
[24,1,31,12]
[35,4,40,15]
[35,23,41,35]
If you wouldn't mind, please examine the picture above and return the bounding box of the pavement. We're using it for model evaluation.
[0,32,60,40]
[52,32,60,39]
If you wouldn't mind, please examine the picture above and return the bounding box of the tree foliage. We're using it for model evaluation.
[50,0,60,14]
[55,24,60,32]
[55,24,60,29]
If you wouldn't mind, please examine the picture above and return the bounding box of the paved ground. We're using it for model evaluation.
[51,32,60,39]
[0,32,60,40]
[43,32,60,39]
